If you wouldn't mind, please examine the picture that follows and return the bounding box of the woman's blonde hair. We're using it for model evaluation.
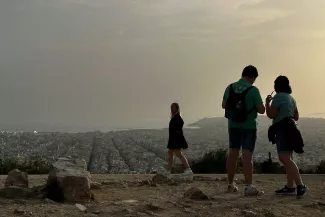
[170,102,181,118]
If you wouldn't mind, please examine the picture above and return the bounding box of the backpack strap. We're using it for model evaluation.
[240,86,254,96]
[242,86,256,114]
[229,84,235,94]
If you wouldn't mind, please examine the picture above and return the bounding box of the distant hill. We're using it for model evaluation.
[189,115,325,129]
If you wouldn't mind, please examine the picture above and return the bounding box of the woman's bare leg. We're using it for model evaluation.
[167,150,174,172]
[279,152,302,188]
[174,149,190,169]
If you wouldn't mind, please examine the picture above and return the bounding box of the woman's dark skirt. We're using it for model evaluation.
[167,135,188,150]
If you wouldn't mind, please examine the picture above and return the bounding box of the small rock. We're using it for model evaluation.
[5,169,28,188]
[123,199,138,203]
[76,204,87,212]
[115,199,139,205]
[43,198,56,203]
[241,210,260,217]
[86,207,101,214]
[146,203,164,211]
[183,187,209,200]
[0,186,33,199]
[13,209,26,215]
[152,174,168,184]
[142,210,158,216]
[90,182,102,190]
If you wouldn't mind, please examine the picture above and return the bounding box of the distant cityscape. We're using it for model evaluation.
[1,116,325,173]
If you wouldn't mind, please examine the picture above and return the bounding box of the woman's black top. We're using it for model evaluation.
[167,113,188,149]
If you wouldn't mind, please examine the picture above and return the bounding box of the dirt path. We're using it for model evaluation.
[0,174,324,217]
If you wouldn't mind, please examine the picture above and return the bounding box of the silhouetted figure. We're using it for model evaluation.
[164,103,193,177]
[222,65,265,196]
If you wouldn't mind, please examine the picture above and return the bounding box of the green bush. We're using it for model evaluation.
[254,160,284,174]
[190,149,325,174]
[190,149,243,173]
[300,167,317,174]
[0,157,52,175]
[190,149,285,174]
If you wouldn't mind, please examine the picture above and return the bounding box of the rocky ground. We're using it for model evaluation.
[0,174,324,217]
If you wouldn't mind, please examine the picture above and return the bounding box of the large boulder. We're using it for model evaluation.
[5,169,28,188]
[47,157,92,202]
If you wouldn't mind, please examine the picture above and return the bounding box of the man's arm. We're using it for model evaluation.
[256,104,266,114]
[222,100,227,109]
[222,85,230,109]
[265,104,278,119]
[293,107,299,121]
[266,95,280,119]
[253,87,265,114]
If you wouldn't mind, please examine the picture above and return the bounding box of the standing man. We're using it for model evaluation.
[222,65,265,196]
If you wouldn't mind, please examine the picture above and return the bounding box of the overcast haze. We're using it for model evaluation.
[1,0,325,131]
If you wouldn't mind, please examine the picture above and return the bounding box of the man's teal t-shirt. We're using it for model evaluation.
[271,92,296,124]
[223,79,263,130]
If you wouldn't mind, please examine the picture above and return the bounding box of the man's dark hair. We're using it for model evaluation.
[242,65,258,78]
[274,75,292,94]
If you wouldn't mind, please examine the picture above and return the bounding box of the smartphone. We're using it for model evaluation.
[269,91,274,100]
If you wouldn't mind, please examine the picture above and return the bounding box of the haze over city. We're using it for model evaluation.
[1,0,325,131]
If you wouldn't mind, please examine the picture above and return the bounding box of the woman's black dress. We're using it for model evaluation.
[167,113,188,149]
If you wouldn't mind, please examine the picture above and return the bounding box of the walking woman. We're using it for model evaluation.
[165,103,193,177]
[265,75,307,197]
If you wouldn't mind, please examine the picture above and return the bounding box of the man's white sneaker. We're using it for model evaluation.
[183,168,193,175]
[227,184,239,193]
[244,185,264,196]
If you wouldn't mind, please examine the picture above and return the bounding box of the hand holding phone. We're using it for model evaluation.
[265,91,274,104]
[269,91,274,99]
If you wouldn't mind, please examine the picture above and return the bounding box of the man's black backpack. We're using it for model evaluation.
[225,84,254,122]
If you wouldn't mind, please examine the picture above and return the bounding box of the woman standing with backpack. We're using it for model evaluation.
[265,75,307,197]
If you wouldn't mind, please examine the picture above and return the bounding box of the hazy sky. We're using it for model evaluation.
[1,0,325,130]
